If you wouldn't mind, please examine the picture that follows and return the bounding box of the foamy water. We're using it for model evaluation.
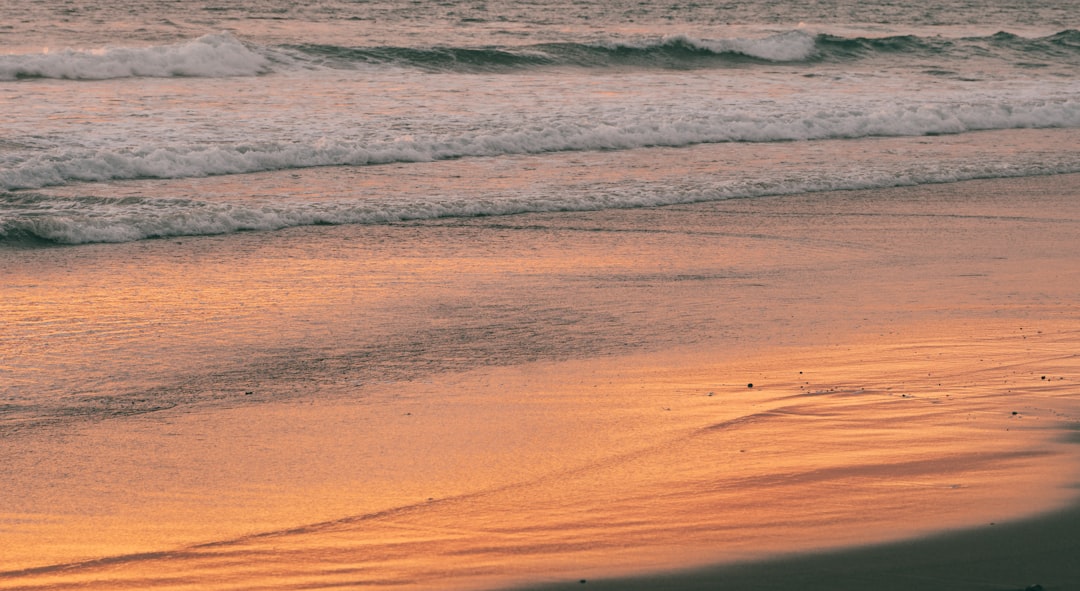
[2,0,1079,243]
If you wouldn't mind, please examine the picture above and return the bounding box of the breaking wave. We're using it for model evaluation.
[283,29,1080,72]
[4,155,1080,245]
[3,99,1079,191]
[4,29,1077,79]
[0,33,270,80]
[284,30,818,71]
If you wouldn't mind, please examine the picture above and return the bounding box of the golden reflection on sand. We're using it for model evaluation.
[3,325,1078,590]
[2,173,1079,590]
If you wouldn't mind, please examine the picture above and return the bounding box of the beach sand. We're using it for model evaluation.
[521,503,1080,591]
[2,172,1079,590]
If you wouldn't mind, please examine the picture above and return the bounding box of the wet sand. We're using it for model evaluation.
[521,503,1080,591]
[1,173,1079,590]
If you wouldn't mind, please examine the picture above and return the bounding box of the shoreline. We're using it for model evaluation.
[3,327,1078,590]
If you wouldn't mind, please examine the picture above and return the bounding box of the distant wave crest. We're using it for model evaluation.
[284,30,818,72]
[282,29,1080,72]
[0,33,270,80]
[815,29,1080,61]
[3,29,1077,79]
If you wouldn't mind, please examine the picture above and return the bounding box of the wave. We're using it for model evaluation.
[4,29,1076,80]
[0,30,819,81]
[3,98,1079,191]
[815,29,1080,62]
[0,33,270,80]
[282,29,1080,72]
[284,30,818,71]
[4,156,1079,245]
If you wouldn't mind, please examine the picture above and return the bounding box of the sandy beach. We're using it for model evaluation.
[2,172,1079,591]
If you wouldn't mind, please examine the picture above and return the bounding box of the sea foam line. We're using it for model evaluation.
[3,99,1079,191]
[4,155,1080,245]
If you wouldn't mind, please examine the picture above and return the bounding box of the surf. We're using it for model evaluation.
[6,130,1080,245]
[3,98,1079,192]
[5,30,1076,80]
[277,29,1080,73]
[0,33,270,81]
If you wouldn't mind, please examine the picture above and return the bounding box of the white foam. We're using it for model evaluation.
[0,33,270,81]
[603,31,817,63]
[685,31,818,62]
[3,99,1078,192]
[6,150,1080,245]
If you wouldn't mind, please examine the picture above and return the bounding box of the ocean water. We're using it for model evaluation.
[1,0,1079,244]
[3,2,1080,588]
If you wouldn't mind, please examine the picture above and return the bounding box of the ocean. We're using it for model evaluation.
[2,1,1080,589]
[2,0,1079,244]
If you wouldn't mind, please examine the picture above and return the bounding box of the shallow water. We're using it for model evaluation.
[3,176,1080,589]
